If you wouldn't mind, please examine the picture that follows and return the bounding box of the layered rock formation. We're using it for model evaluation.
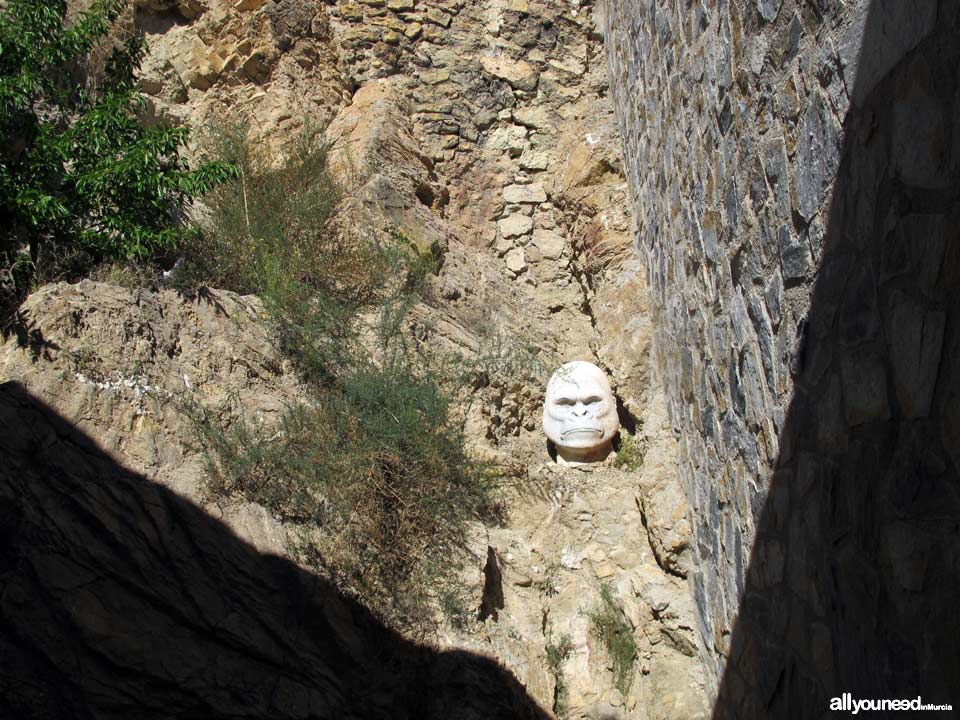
[604,0,960,714]
[133,0,348,142]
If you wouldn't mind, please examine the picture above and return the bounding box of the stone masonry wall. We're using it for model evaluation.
[603,0,960,714]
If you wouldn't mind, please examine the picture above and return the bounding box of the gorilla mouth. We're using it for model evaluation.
[561,428,603,438]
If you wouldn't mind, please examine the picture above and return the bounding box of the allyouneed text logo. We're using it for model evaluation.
[830,694,953,714]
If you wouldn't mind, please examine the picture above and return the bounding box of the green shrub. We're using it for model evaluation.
[587,585,638,695]
[533,561,561,598]
[0,0,233,310]
[175,121,399,384]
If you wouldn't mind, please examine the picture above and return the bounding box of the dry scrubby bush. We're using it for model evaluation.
[200,369,500,627]
[175,122,385,304]
[185,124,501,629]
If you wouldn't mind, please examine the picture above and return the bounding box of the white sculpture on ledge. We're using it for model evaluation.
[543,360,619,465]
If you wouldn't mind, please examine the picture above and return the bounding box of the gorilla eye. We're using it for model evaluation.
[556,397,575,406]
[584,396,602,404]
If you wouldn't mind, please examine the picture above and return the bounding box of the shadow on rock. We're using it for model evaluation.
[0,380,550,719]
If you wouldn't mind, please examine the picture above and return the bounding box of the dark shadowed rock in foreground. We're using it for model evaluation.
[0,381,550,719]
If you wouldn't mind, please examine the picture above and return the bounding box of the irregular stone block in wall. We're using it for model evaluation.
[777,225,811,281]
[756,0,783,23]
[513,106,553,130]
[486,125,529,155]
[480,55,538,91]
[498,214,534,239]
[531,229,565,260]
[761,136,791,223]
[880,213,947,288]
[519,149,550,171]
[505,247,527,274]
[503,183,547,204]
[840,350,889,426]
[891,56,951,189]
[795,90,840,222]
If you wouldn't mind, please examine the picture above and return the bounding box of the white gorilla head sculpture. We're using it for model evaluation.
[542,361,619,464]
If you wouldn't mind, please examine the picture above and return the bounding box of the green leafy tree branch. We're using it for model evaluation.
[0,0,234,282]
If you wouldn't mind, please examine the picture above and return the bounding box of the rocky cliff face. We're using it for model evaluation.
[1,0,710,718]
[604,0,960,714]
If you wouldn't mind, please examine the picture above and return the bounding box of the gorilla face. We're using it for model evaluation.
[543,361,619,462]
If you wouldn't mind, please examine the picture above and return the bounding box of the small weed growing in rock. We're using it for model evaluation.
[534,561,562,597]
[437,583,472,630]
[587,585,638,696]
[613,432,644,471]
[70,344,100,378]
[546,633,574,671]
[546,634,574,718]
